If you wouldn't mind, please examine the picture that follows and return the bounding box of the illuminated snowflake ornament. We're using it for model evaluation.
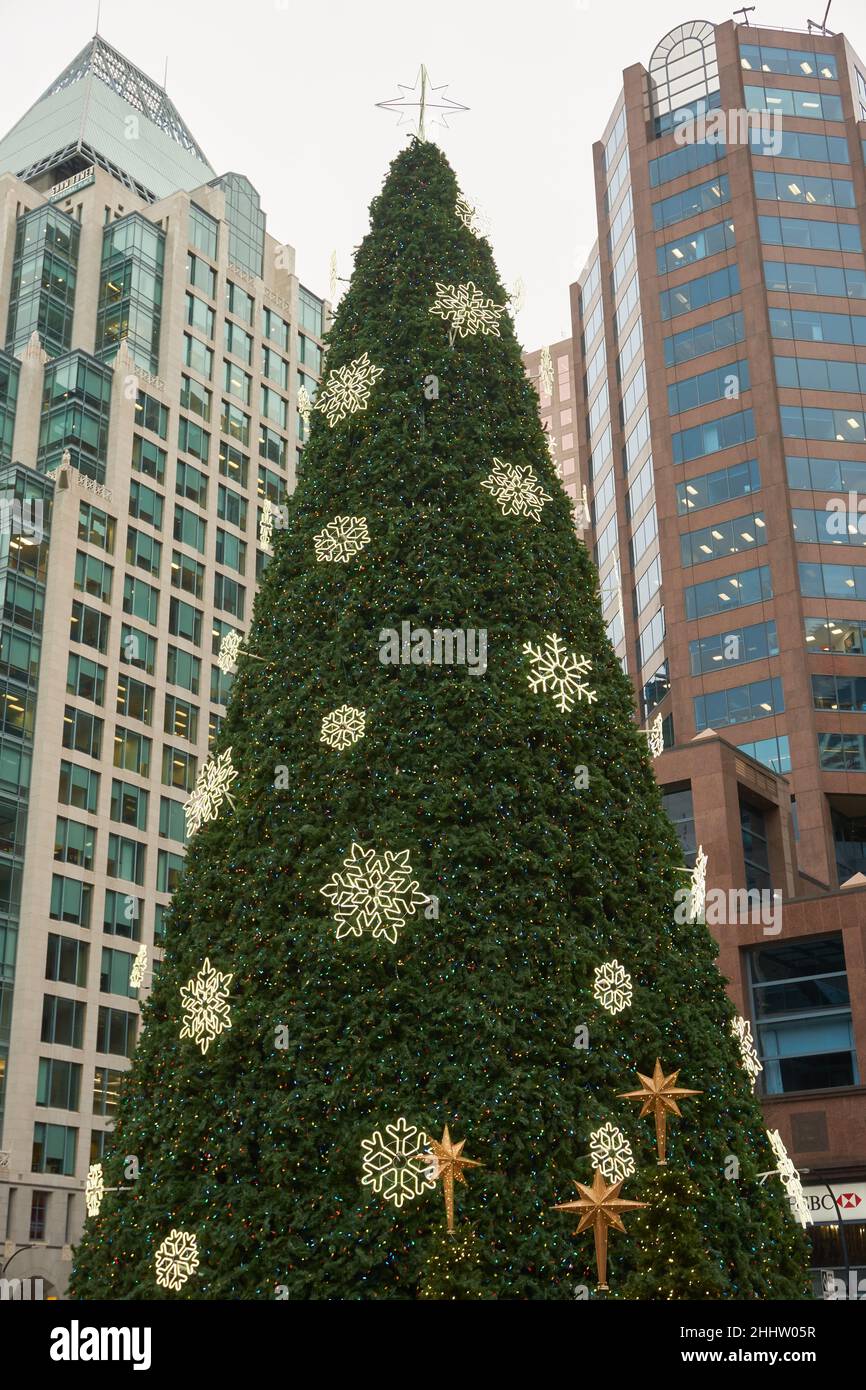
[573,484,591,534]
[539,344,554,398]
[320,841,428,944]
[184,748,238,837]
[314,352,383,427]
[179,957,233,1055]
[481,459,552,522]
[546,431,557,466]
[313,515,370,564]
[216,629,242,675]
[523,633,597,713]
[690,846,708,920]
[731,1016,763,1086]
[455,192,489,237]
[320,704,366,751]
[509,277,526,314]
[429,281,507,343]
[297,383,313,427]
[155,1229,200,1291]
[130,943,148,990]
[361,1117,437,1208]
[645,713,664,759]
[85,1162,105,1218]
[767,1129,812,1228]
[593,959,633,1015]
[589,1123,635,1183]
[259,498,277,549]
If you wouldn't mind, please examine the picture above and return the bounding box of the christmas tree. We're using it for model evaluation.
[70,138,809,1300]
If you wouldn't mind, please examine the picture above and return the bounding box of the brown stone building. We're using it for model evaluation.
[530,16,866,1295]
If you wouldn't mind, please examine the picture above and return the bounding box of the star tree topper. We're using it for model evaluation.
[426,1125,482,1233]
[376,64,469,140]
[552,1169,647,1291]
[618,1060,702,1165]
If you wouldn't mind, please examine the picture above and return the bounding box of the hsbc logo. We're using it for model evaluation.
[838,1192,862,1210]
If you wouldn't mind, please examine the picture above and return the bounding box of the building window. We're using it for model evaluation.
[748,936,859,1095]
[45,932,89,986]
[100,946,136,998]
[32,1122,78,1175]
[740,801,771,891]
[695,676,783,734]
[6,205,79,357]
[103,889,141,940]
[37,352,112,481]
[29,1191,49,1241]
[37,1057,82,1110]
[92,1066,124,1117]
[189,204,218,260]
[96,214,165,373]
[49,876,92,928]
[41,995,85,1048]
[96,1005,138,1058]
[662,784,696,865]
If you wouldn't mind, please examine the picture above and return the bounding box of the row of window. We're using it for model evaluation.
[51,876,173,940]
[667,357,749,416]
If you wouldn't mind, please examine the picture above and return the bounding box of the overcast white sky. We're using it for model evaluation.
[1,0,864,347]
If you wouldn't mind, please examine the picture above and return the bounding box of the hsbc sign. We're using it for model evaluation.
[802,1183,866,1223]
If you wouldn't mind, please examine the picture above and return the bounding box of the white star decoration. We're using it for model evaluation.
[589,1122,635,1182]
[85,1162,105,1218]
[314,352,383,427]
[216,629,242,676]
[155,1229,200,1290]
[130,943,148,990]
[732,1015,763,1086]
[523,633,597,713]
[361,1118,437,1208]
[481,459,552,522]
[184,748,238,838]
[320,704,366,751]
[314,515,370,564]
[767,1129,812,1228]
[320,842,428,945]
[429,281,507,343]
[180,957,233,1055]
[593,959,633,1015]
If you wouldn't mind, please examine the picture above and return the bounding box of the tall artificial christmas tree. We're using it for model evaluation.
[70,138,809,1300]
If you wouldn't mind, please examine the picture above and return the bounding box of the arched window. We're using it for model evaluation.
[648,20,719,123]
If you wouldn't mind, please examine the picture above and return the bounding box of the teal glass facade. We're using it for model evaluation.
[96,213,165,374]
[37,351,113,482]
[0,351,19,466]
[5,205,79,357]
[212,174,265,278]
[0,465,53,1141]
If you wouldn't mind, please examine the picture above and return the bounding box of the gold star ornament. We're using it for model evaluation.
[552,1169,647,1290]
[618,1059,702,1165]
[427,1125,482,1233]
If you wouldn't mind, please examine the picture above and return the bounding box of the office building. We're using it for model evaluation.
[0,35,326,1296]
[532,16,866,1293]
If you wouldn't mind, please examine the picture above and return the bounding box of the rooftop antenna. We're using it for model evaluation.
[733,6,755,24]
[163,57,169,90]
[95,0,101,33]
[807,0,833,35]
